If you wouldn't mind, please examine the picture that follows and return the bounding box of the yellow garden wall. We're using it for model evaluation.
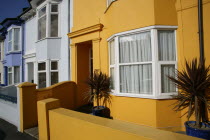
[37,98,200,140]
[18,81,77,132]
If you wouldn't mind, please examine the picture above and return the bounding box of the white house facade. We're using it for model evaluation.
[21,0,73,88]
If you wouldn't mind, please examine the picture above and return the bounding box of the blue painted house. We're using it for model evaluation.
[0,18,24,86]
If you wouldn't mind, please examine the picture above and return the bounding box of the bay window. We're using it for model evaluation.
[109,26,177,99]
[8,66,20,85]
[37,3,59,40]
[8,28,20,52]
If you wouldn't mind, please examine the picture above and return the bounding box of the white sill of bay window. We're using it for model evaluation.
[111,92,177,100]
[36,37,62,43]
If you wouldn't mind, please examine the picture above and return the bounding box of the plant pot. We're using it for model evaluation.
[185,121,210,139]
[92,106,110,118]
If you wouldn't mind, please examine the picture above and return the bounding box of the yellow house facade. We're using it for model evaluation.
[68,0,210,131]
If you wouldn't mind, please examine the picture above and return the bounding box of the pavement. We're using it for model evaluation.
[0,118,37,140]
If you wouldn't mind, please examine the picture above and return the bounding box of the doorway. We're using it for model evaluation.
[76,41,93,108]
[27,62,34,83]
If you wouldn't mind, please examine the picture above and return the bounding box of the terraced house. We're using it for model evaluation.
[68,0,210,131]
[21,0,72,88]
[0,18,24,86]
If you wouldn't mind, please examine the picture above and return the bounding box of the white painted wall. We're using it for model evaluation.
[24,17,36,55]
[59,0,70,81]
[0,99,18,127]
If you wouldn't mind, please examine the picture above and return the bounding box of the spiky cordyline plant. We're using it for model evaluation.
[169,58,210,128]
[85,71,112,109]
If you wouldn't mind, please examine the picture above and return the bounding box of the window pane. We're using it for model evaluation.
[110,68,115,90]
[8,30,12,41]
[109,40,115,65]
[38,6,46,18]
[8,73,12,85]
[51,61,58,70]
[38,16,46,40]
[51,5,58,12]
[14,28,20,51]
[38,73,46,88]
[119,32,151,63]
[50,14,58,37]
[120,64,152,94]
[158,30,176,61]
[14,66,20,84]
[161,65,176,93]
[38,62,46,71]
[51,72,58,85]
[8,67,12,72]
[8,42,12,52]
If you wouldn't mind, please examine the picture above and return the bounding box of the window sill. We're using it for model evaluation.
[111,92,177,100]
[36,37,62,43]
[104,0,117,14]
[6,51,21,55]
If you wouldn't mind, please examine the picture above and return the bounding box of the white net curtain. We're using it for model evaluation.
[119,32,153,94]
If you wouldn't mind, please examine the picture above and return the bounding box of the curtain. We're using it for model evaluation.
[158,31,176,61]
[119,32,152,94]
[120,64,152,94]
[14,66,20,84]
[8,30,12,52]
[161,65,176,93]
[14,28,20,51]
[119,32,151,63]
[110,40,115,65]
[158,30,176,93]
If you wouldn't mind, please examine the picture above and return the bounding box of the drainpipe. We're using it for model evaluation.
[21,22,25,82]
[198,0,208,123]
[67,0,71,80]
[198,0,204,63]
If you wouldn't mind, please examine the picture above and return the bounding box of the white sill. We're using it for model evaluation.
[36,37,62,43]
[111,92,177,100]
[7,51,21,54]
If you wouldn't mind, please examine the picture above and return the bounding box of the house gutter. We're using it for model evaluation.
[198,0,204,63]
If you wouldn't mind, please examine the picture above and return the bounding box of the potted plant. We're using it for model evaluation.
[85,71,112,118]
[169,58,210,139]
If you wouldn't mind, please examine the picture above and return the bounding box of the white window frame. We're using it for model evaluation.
[108,25,178,99]
[37,60,59,88]
[37,5,47,40]
[50,60,59,85]
[7,66,20,85]
[37,1,60,41]
[37,61,47,88]
[7,27,21,53]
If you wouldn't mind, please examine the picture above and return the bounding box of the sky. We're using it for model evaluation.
[0,0,30,28]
